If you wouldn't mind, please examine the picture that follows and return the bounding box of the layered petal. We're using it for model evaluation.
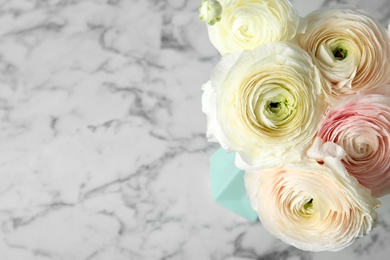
[202,42,327,168]
[207,0,299,55]
[297,6,390,104]
[245,159,380,251]
[316,94,390,197]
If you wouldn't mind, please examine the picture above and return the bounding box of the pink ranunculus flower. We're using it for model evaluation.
[245,157,380,252]
[297,6,390,104]
[315,94,390,197]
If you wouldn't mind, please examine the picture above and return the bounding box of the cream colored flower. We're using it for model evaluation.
[206,0,299,55]
[245,158,380,252]
[297,6,390,103]
[202,42,326,168]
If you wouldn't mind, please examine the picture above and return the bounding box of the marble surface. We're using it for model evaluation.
[0,0,389,259]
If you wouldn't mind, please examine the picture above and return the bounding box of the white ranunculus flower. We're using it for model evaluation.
[202,42,326,168]
[245,157,381,252]
[297,6,390,103]
[206,0,300,55]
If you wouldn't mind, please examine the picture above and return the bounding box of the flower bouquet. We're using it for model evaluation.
[200,0,390,252]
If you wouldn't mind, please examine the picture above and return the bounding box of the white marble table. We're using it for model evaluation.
[0,0,389,259]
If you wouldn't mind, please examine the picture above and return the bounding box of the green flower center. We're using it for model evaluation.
[266,96,290,117]
[304,198,313,211]
[332,46,348,60]
[253,85,295,129]
[269,102,279,108]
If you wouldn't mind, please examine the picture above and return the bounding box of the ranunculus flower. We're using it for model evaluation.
[245,157,380,252]
[314,94,390,197]
[297,6,390,103]
[206,0,300,55]
[202,42,326,168]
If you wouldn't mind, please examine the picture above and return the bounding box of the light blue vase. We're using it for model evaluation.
[210,148,258,222]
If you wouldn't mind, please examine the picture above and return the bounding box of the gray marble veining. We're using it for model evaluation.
[0,0,389,259]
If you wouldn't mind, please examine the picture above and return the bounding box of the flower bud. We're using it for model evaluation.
[199,0,222,25]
